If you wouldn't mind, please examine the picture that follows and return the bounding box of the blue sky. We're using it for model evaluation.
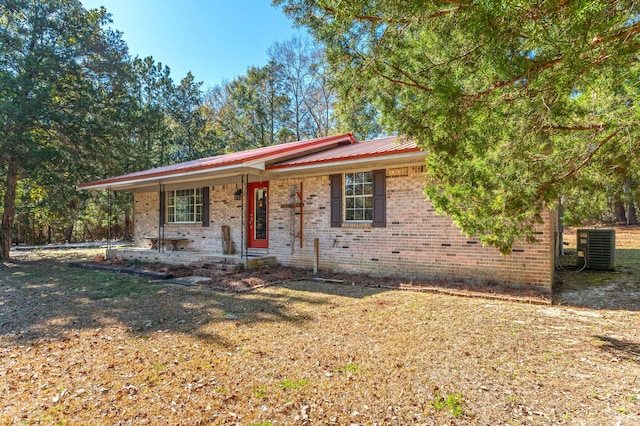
[80,0,304,90]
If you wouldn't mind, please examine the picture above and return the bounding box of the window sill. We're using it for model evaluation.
[341,222,373,229]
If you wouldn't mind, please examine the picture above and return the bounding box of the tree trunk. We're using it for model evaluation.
[0,159,19,259]
[83,223,91,241]
[16,220,23,245]
[614,199,627,223]
[65,225,73,243]
[124,208,132,240]
[628,202,637,225]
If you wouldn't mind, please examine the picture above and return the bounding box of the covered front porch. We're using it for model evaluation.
[77,134,358,275]
[98,170,283,269]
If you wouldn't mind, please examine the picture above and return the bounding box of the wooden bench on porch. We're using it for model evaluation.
[144,236,190,251]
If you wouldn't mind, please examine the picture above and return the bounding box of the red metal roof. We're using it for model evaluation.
[268,136,420,169]
[78,133,357,189]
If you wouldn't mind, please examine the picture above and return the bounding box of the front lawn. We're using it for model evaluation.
[1,247,638,424]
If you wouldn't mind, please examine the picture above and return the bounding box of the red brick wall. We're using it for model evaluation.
[134,184,244,253]
[133,165,555,292]
[268,166,554,292]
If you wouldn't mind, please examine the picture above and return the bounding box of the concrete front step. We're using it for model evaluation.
[107,248,277,270]
[192,264,239,277]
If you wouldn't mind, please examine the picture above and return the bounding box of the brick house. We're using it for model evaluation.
[78,133,557,294]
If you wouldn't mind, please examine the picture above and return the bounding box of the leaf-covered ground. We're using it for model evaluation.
[1,239,639,425]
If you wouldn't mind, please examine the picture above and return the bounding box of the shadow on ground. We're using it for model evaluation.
[595,335,640,364]
[0,258,386,348]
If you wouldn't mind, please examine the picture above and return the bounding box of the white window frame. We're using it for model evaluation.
[344,171,374,222]
[167,188,203,224]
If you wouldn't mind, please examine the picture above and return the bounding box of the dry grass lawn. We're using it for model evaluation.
[1,240,639,424]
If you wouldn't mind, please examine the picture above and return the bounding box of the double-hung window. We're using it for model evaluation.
[330,170,386,227]
[344,171,374,221]
[167,188,203,223]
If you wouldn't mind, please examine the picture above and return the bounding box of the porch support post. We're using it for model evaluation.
[241,174,245,260]
[158,183,164,253]
[107,188,112,249]
[245,174,249,260]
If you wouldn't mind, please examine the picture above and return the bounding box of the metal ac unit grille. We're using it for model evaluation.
[577,229,615,270]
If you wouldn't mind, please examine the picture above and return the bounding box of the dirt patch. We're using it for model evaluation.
[555,225,640,310]
[92,258,194,278]
[78,257,552,303]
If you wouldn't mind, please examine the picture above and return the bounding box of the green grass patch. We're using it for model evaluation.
[432,393,464,417]
[279,379,309,390]
[87,273,159,300]
[152,362,167,371]
[336,363,361,374]
[2,261,160,301]
[253,385,268,399]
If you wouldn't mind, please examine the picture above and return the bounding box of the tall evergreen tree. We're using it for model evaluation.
[275,0,640,252]
[167,72,211,162]
[0,0,134,258]
[129,56,174,169]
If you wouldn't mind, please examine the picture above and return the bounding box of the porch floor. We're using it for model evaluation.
[106,247,277,270]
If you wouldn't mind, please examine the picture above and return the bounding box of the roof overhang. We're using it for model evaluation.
[77,134,426,192]
[77,133,357,192]
[266,151,426,178]
[77,163,268,192]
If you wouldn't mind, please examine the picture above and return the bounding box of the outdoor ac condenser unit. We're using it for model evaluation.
[576,229,615,270]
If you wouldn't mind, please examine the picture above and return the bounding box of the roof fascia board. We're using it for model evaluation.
[78,134,356,191]
[267,151,426,177]
[268,151,426,174]
[78,164,265,191]
[262,140,353,166]
[267,147,421,170]
[79,151,424,191]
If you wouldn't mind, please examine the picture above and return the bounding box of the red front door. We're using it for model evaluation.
[247,182,268,248]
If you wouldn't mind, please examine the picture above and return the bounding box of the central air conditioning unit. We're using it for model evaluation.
[576,229,615,270]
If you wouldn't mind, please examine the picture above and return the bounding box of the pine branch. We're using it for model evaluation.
[379,71,434,92]
[465,57,563,100]
[539,129,620,192]
[321,6,458,25]
[382,60,435,93]
[605,21,640,44]
[542,124,607,131]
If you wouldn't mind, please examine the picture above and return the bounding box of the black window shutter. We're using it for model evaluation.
[159,189,166,226]
[202,186,210,227]
[372,169,386,227]
[330,174,342,227]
